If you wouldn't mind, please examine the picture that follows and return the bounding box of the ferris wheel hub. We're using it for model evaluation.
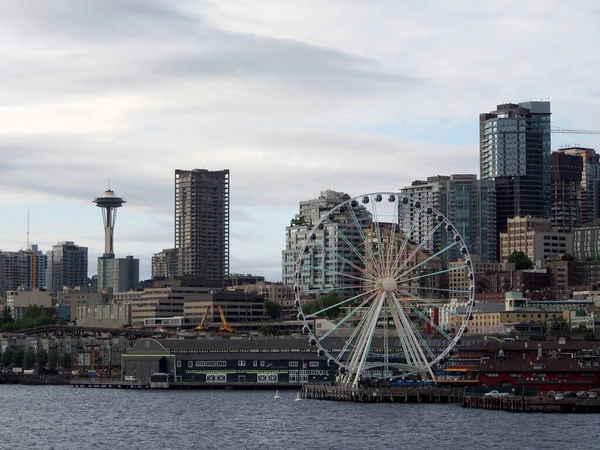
[381,277,397,292]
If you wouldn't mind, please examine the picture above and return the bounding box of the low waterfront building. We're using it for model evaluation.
[122,337,336,384]
[57,287,111,323]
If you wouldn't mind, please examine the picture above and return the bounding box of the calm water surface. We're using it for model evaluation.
[0,385,598,450]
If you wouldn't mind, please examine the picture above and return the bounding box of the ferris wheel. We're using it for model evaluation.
[293,192,475,388]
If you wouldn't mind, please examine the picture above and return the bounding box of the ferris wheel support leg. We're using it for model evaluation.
[389,295,435,380]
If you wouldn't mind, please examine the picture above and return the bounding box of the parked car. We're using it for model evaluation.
[484,390,513,398]
[588,391,598,399]
[554,393,565,400]
[124,376,138,382]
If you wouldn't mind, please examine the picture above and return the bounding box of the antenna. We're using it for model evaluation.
[26,209,30,250]
[108,178,111,190]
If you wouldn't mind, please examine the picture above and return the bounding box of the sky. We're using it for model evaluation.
[1,0,600,282]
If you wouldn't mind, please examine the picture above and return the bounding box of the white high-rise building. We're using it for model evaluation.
[282,190,371,293]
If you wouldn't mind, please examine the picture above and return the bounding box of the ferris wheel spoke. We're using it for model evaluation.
[311,239,370,277]
[370,199,388,276]
[400,301,454,342]
[306,287,379,320]
[303,285,365,294]
[318,290,379,342]
[397,288,469,321]
[384,197,401,278]
[392,219,445,277]
[388,205,423,281]
[394,240,460,281]
[398,264,470,285]
[336,310,371,362]
[301,262,369,283]
[324,218,375,279]
[387,300,416,366]
[346,203,381,276]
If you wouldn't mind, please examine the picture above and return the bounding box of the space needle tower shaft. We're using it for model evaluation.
[93,188,126,257]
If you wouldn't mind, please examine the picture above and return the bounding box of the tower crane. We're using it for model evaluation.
[217,306,234,333]
[551,126,600,135]
[195,306,211,331]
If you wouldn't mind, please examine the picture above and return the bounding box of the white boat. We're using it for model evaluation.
[274,390,280,399]
[295,392,302,402]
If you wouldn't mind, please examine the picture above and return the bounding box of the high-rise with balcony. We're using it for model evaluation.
[175,169,230,286]
[480,101,551,247]
[558,147,600,225]
[551,151,583,233]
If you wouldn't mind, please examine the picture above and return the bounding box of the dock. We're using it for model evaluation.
[71,378,150,389]
[301,385,464,403]
[461,395,600,413]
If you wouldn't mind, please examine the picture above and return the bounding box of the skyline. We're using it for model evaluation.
[1,0,600,282]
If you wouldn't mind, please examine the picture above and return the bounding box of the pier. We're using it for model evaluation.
[301,385,464,403]
[71,378,150,389]
[461,395,600,413]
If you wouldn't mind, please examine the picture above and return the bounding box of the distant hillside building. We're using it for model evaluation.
[175,169,230,286]
[499,216,572,266]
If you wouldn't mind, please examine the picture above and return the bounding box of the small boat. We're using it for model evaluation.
[274,390,280,399]
[295,392,302,402]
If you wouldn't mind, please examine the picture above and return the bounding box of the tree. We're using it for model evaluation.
[549,317,571,335]
[1,349,12,368]
[61,353,73,370]
[1,307,13,326]
[303,292,344,318]
[24,345,36,370]
[48,348,60,370]
[508,251,534,270]
[265,301,282,320]
[13,349,24,367]
[36,348,48,370]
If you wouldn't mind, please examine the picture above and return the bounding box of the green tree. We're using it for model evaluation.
[1,307,13,326]
[36,348,48,370]
[508,251,534,270]
[549,317,571,335]
[2,349,13,368]
[61,353,73,370]
[303,292,344,318]
[265,301,282,319]
[13,349,25,367]
[23,345,36,370]
[48,348,60,370]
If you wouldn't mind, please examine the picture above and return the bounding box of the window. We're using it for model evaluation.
[195,361,202,367]
[260,361,265,367]
[206,361,217,367]
[217,361,226,367]
[176,361,181,368]
[309,361,319,368]
[188,361,193,368]
[289,361,298,367]
[238,360,246,367]
[253,361,257,367]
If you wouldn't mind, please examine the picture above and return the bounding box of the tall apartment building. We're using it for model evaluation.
[0,245,48,297]
[98,255,139,293]
[48,241,88,296]
[175,169,230,286]
[573,225,600,261]
[480,102,551,245]
[551,151,583,232]
[499,216,572,267]
[558,147,600,225]
[151,248,178,280]
[282,190,371,292]
[399,175,497,261]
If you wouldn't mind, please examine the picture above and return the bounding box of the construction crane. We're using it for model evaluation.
[551,126,600,135]
[194,306,211,332]
[217,306,234,333]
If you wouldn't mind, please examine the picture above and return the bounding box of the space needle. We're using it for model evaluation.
[93,187,126,258]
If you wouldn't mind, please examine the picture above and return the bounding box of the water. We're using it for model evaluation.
[1,386,599,450]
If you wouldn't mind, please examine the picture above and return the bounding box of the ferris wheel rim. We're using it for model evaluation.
[293,191,475,384]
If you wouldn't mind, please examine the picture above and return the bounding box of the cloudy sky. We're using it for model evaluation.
[1,0,599,282]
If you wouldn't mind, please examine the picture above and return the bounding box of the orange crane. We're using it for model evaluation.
[195,306,211,331]
[217,306,234,333]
